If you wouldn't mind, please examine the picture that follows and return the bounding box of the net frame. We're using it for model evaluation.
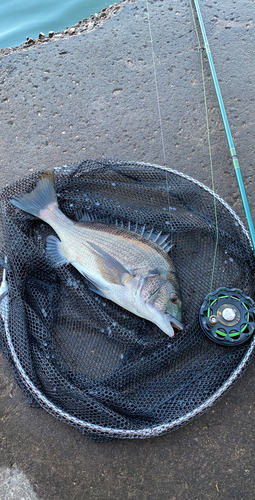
[0,160,254,440]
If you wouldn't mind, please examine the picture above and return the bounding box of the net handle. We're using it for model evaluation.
[191,0,255,255]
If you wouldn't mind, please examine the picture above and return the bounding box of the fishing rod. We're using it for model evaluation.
[191,0,255,255]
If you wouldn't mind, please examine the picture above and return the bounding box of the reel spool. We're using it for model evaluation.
[200,288,255,346]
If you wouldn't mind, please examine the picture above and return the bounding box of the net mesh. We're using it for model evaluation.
[0,159,254,441]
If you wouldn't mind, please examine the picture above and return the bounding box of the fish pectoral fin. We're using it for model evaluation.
[46,235,68,266]
[86,280,107,298]
[87,241,131,286]
[73,264,109,297]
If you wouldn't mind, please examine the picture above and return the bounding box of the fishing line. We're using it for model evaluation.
[145,0,218,289]
[145,0,172,215]
[189,0,219,293]
[145,0,166,167]
[190,0,255,256]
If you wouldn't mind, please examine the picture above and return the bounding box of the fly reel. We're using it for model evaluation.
[200,288,255,346]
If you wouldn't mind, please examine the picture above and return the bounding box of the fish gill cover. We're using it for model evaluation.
[0,159,254,440]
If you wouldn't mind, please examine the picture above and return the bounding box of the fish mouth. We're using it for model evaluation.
[167,315,183,337]
[158,314,183,338]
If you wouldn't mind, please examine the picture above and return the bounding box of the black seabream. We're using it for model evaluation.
[10,168,183,337]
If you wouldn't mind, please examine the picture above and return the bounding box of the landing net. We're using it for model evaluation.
[0,160,254,440]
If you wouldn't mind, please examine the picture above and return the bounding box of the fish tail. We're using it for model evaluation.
[10,167,58,219]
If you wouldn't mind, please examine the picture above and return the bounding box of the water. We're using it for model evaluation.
[0,0,111,49]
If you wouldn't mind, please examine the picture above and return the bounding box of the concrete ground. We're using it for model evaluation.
[0,0,255,498]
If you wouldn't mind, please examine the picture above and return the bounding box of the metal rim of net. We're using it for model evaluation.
[2,161,255,439]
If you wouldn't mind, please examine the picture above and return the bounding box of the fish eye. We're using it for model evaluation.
[170,292,179,304]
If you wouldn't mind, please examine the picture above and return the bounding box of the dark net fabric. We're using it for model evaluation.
[0,160,255,440]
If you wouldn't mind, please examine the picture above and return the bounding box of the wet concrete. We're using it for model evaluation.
[0,0,255,498]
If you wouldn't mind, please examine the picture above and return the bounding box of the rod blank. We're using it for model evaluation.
[192,0,255,254]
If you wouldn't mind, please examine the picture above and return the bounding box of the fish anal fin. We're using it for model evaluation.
[87,241,131,286]
[46,235,68,266]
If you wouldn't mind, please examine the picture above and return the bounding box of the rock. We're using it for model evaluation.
[48,31,54,38]
[26,38,35,44]
[38,32,45,39]
[110,3,120,9]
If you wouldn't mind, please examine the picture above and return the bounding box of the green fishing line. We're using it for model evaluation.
[191,0,255,255]
[189,0,219,293]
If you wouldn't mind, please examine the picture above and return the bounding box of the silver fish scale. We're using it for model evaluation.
[63,222,172,275]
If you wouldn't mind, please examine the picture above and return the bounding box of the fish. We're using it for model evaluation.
[10,168,183,338]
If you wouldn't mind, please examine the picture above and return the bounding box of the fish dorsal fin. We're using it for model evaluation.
[76,210,172,249]
[75,210,111,224]
[87,241,132,286]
